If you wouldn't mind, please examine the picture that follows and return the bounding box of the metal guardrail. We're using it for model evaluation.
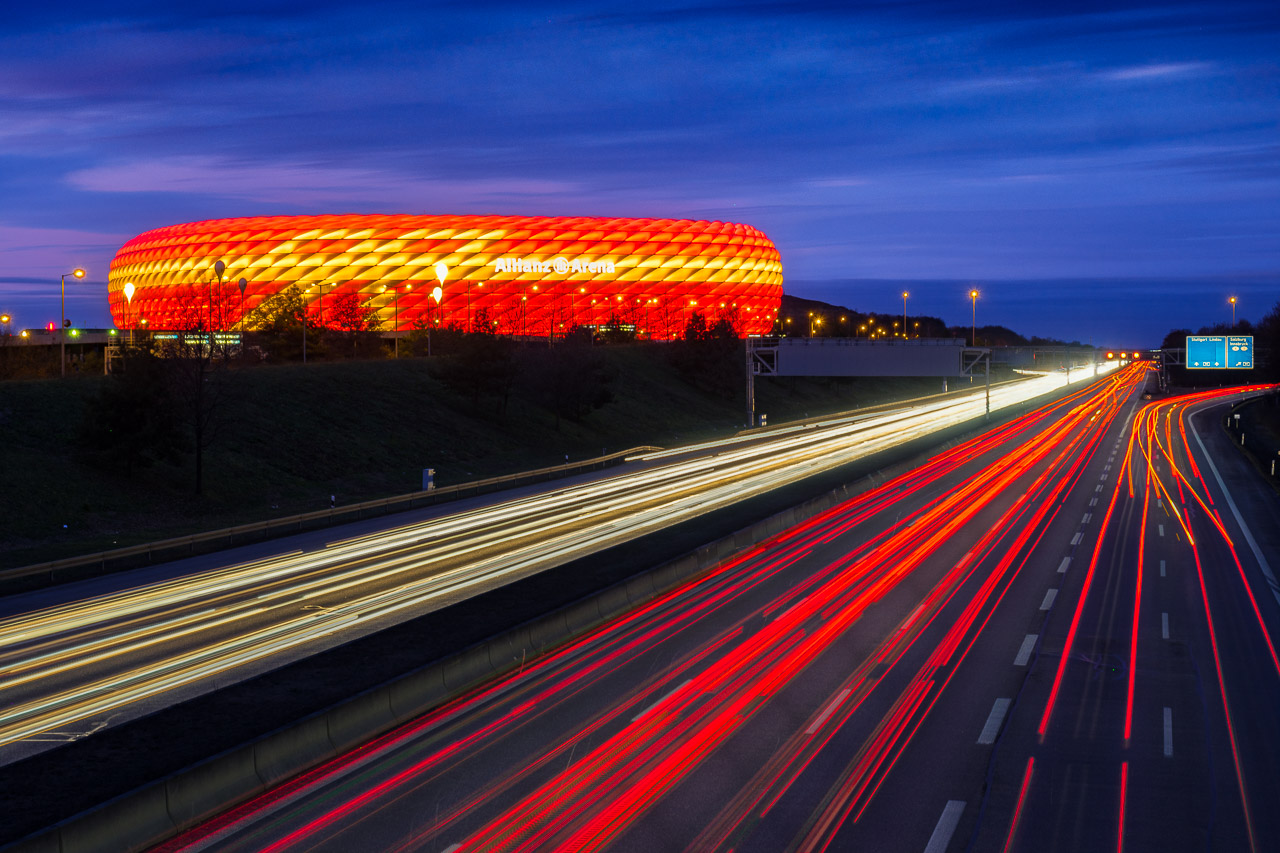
[0,447,662,589]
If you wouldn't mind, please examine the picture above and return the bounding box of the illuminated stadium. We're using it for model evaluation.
[107,215,783,339]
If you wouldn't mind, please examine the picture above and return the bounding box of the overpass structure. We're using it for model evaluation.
[745,337,1103,427]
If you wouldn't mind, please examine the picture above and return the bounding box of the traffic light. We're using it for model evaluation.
[46,321,55,332]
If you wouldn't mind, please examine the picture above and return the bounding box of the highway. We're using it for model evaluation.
[0,367,1102,766]
[141,363,1280,852]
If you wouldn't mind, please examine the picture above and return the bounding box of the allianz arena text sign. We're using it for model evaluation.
[491,256,617,275]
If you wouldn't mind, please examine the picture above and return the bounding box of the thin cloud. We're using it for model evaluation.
[1098,61,1212,81]
[66,157,583,206]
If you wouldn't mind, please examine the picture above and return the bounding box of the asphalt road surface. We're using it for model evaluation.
[144,365,1280,853]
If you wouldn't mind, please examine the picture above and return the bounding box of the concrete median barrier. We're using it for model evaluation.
[387,663,448,721]
[325,688,398,755]
[486,628,532,672]
[441,643,498,693]
[59,784,174,853]
[165,744,261,829]
[253,713,334,789]
[624,572,657,604]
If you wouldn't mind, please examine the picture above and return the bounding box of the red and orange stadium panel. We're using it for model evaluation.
[107,215,783,339]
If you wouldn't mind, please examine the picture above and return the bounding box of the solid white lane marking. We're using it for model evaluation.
[1058,557,1071,574]
[806,688,852,735]
[1014,634,1037,666]
[1162,612,1169,639]
[632,679,691,722]
[1164,707,1174,757]
[978,698,1012,744]
[1160,559,1166,577]
[924,800,966,853]
[1040,589,1058,610]
[1071,533,1082,545]
[1158,524,1165,537]
[1190,414,1280,608]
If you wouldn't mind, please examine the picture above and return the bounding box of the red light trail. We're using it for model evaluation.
[157,366,1280,853]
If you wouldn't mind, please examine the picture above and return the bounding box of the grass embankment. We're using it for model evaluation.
[1235,392,1280,492]
[0,345,958,569]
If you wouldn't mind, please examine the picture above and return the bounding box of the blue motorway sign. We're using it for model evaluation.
[1226,335,1254,368]
[1186,335,1253,369]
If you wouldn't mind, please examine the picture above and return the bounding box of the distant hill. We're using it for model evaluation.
[778,293,1083,347]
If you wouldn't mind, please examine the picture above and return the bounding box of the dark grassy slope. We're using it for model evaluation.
[0,345,955,568]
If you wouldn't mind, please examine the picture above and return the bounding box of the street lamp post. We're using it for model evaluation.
[123,281,135,346]
[394,283,413,358]
[969,289,979,346]
[302,288,308,364]
[902,291,909,340]
[60,268,86,376]
[430,285,443,355]
[211,260,226,339]
[1229,296,1237,328]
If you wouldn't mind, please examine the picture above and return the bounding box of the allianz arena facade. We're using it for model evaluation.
[107,215,783,339]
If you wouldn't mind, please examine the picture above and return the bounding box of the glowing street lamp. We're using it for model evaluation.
[60,268,85,376]
[902,291,909,339]
[1229,295,1237,328]
[969,289,979,346]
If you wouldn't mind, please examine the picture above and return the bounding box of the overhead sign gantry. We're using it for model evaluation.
[1186,335,1254,369]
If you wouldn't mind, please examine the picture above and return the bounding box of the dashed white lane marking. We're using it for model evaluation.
[1058,557,1071,574]
[1014,634,1038,666]
[1164,707,1174,757]
[1071,533,1083,545]
[443,845,463,853]
[1158,524,1165,537]
[924,801,966,853]
[1158,499,1164,510]
[978,698,1012,744]
[1090,497,1098,507]
[1040,589,1058,611]
[1082,513,1092,524]
[1096,485,1104,493]
[1160,559,1166,577]
[1100,473,1108,481]
[632,679,691,722]
[806,688,852,736]
[1162,612,1169,639]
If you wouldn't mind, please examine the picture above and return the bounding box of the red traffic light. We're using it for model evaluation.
[46,321,55,332]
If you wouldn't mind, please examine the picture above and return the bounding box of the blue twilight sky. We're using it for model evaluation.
[1,0,1276,345]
